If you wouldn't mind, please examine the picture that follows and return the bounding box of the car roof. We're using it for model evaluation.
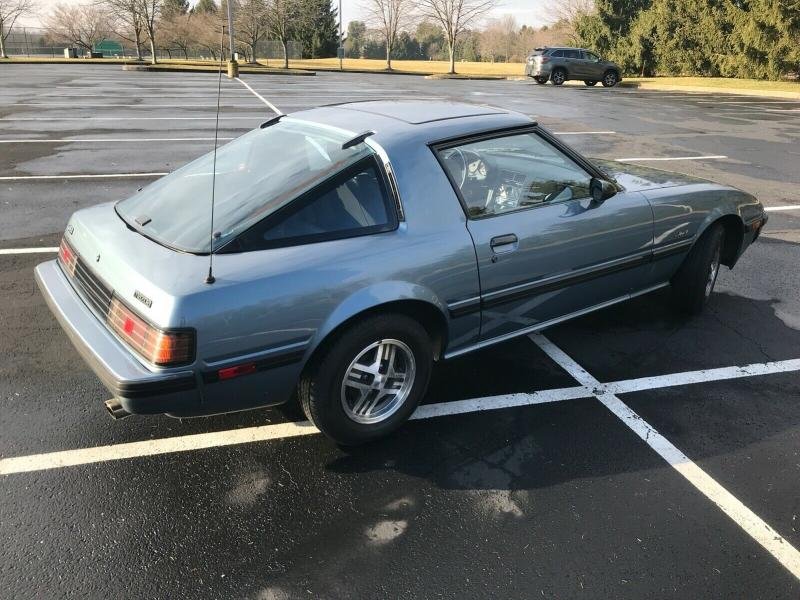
[290,100,533,144]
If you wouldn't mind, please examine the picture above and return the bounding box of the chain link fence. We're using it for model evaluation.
[3,27,301,62]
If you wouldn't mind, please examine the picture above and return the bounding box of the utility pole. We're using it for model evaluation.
[227,0,239,78]
[338,0,343,70]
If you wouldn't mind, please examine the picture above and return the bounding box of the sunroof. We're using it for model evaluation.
[343,101,507,124]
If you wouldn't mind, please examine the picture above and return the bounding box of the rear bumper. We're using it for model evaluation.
[35,259,304,418]
[35,260,200,415]
[525,64,551,77]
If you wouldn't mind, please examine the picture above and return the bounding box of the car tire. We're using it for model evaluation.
[551,69,566,85]
[534,76,548,84]
[601,70,619,87]
[298,313,433,445]
[670,223,725,315]
[584,80,597,86]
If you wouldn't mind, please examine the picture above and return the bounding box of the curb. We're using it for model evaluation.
[620,80,800,100]
[121,63,314,76]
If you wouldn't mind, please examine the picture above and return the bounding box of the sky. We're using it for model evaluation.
[21,0,554,30]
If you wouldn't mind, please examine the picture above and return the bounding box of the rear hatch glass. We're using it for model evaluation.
[115,119,373,254]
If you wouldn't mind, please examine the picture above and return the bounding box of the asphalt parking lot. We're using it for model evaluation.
[1,64,800,598]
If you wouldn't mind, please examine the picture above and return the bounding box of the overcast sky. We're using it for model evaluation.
[22,0,554,30]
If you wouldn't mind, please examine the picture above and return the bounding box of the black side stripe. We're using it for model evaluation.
[447,239,693,316]
[202,349,306,384]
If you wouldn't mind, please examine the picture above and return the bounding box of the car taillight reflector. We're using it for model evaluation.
[58,238,77,276]
[218,363,257,380]
[107,297,194,366]
[541,56,550,63]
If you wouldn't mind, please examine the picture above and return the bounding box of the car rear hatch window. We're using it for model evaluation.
[115,119,373,254]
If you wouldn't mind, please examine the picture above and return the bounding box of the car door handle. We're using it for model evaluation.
[490,234,518,251]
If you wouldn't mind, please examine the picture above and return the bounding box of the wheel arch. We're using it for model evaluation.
[302,285,450,377]
[695,212,745,268]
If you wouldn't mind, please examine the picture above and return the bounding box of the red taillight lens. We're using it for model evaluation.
[107,298,194,366]
[58,238,77,276]
[541,56,550,63]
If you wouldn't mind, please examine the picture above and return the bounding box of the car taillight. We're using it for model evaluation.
[541,56,550,64]
[107,297,194,366]
[58,237,77,277]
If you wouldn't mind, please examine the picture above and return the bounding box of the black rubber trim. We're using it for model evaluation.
[201,349,306,384]
[447,298,482,318]
[113,374,197,399]
[481,253,651,310]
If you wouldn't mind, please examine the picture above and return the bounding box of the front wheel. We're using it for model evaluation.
[584,80,597,86]
[670,224,724,315]
[298,313,433,445]
[602,71,619,87]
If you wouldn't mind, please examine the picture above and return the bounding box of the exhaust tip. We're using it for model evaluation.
[105,398,131,420]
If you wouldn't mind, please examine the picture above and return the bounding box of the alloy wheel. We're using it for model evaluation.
[340,339,416,424]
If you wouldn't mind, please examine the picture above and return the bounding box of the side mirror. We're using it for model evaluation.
[590,178,617,203]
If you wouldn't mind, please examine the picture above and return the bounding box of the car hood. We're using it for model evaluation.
[591,158,712,192]
[63,202,210,328]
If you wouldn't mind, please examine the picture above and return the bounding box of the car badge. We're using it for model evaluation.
[96,254,101,262]
[67,225,74,235]
[134,290,153,308]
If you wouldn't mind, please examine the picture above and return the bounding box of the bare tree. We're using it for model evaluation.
[264,0,297,69]
[235,0,268,63]
[418,0,496,73]
[543,0,593,44]
[135,0,162,64]
[362,0,415,70]
[45,3,111,54]
[0,0,36,58]
[160,11,194,59]
[194,11,223,60]
[104,0,145,60]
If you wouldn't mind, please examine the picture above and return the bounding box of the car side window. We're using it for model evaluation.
[585,51,599,61]
[436,131,593,219]
[564,49,580,59]
[549,49,564,58]
[234,156,397,250]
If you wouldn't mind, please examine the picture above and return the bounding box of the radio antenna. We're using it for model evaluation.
[205,24,226,285]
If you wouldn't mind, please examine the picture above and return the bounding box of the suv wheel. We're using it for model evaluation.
[584,80,597,86]
[602,70,619,87]
[298,313,433,445]
[551,69,566,85]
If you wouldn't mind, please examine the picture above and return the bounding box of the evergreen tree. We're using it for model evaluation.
[193,0,218,14]
[295,0,338,58]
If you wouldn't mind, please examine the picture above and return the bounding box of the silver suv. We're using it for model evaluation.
[525,47,622,87]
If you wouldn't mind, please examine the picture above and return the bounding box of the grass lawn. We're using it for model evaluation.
[626,76,800,94]
[274,57,527,76]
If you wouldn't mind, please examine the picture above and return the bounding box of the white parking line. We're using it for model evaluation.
[0,138,234,144]
[616,155,727,162]
[2,355,800,476]
[0,117,259,121]
[235,77,282,115]
[766,205,800,212]
[530,333,800,581]
[0,173,167,181]
[0,247,59,255]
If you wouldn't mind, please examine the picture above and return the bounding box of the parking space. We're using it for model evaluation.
[1,65,800,598]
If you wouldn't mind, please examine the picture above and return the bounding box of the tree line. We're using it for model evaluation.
[567,0,800,80]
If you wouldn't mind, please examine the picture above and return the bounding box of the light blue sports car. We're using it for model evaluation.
[36,101,767,444]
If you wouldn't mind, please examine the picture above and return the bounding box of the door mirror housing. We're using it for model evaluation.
[590,178,617,203]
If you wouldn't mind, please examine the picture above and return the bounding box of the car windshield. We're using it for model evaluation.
[115,119,373,253]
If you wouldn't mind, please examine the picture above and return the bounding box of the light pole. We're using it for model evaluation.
[227,0,239,78]
[338,0,343,70]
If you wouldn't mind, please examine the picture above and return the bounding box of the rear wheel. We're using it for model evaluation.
[584,80,597,86]
[670,223,724,315]
[602,70,619,87]
[534,76,548,85]
[550,69,566,85]
[298,313,433,445]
